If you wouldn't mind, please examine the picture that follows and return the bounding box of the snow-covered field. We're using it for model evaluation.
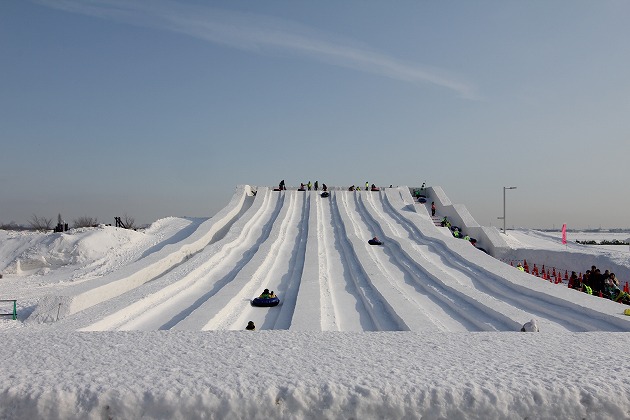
[1,185,630,419]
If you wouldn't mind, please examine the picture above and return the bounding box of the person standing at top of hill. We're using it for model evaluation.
[307,181,312,190]
[314,181,319,191]
[365,181,369,191]
[279,180,286,190]
[322,183,327,191]
[431,202,436,217]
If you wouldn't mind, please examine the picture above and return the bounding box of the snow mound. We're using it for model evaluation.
[2,226,144,276]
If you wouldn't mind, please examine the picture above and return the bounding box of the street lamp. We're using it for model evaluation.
[502,186,517,234]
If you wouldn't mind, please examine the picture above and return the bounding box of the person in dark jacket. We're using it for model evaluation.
[590,268,605,295]
[368,236,383,245]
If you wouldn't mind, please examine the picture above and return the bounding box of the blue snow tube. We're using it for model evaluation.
[251,296,280,307]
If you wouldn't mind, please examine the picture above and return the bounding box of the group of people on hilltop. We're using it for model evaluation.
[348,183,381,191]
[280,180,403,192]
[569,265,630,304]
[280,180,327,192]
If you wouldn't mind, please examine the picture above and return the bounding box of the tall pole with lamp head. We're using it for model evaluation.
[503,186,517,234]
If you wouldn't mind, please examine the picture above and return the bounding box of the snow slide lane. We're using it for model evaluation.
[381,188,630,332]
[46,186,630,333]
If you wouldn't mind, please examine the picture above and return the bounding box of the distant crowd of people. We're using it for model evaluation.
[277,180,394,192]
[278,180,328,192]
[568,265,630,304]
[349,183,380,191]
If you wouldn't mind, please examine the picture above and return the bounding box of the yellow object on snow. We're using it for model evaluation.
[624,308,630,316]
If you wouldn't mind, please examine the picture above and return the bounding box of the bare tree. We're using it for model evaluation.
[28,214,53,231]
[73,216,98,228]
[122,214,136,230]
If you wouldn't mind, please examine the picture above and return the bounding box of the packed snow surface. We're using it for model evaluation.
[1,186,630,419]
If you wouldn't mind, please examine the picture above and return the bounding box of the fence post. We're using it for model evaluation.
[12,300,16,320]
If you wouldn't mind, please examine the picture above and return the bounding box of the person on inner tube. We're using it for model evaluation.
[259,289,271,298]
[368,236,383,245]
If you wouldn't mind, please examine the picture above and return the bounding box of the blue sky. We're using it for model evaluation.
[2,1,629,229]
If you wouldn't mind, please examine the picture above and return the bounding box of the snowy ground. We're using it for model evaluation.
[1,186,630,419]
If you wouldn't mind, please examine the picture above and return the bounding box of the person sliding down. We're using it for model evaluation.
[259,289,271,299]
[368,236,383,245]
[246,321,256,331]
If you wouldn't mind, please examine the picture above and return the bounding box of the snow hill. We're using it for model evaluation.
[1,185,630,419]
[22,185,630,332]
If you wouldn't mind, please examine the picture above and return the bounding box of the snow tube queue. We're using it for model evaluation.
[275,180,384,193]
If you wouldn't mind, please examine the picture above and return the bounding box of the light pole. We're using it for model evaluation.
[502,186,517,234]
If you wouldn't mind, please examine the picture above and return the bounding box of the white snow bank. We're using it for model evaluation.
[0,226,146,275]
[1,331,629,420]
